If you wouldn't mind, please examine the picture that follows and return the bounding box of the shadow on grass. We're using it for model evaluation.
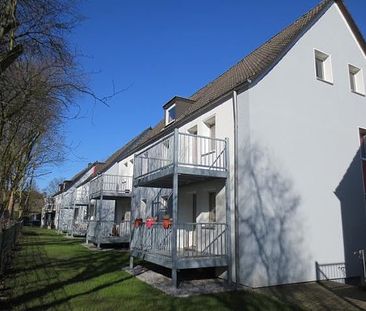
[25,274,134,311]
[6,227,132,310]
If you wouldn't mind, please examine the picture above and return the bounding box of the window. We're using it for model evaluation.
[359,129,366,199]
[160,195,170,216]
[204,116,216,150]
[187,125,197,135]
[141,199,147,210]
[360,129,366,159]
[73,208,79,220]
[188,126,198,164]
[165,105,176,125]
[349,65,365,95]
[192,193,197,223]
[124,162,128,167]
[88,202,96,219]
[314,50,333,83]
[208,192,216,222]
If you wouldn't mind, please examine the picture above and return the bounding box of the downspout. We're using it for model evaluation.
[232,90,240,288]
[232,79,251,288]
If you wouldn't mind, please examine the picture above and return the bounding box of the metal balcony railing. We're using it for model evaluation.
[62,192,73,208]
[89,174,133,197]
[73,186,89,205]
[131,222,227,258]
[87,220,131,240]
[134,131,227,181]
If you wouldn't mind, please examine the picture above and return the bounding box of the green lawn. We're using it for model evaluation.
[2,227,297,311]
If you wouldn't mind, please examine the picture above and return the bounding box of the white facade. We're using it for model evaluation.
[236,4,366,287]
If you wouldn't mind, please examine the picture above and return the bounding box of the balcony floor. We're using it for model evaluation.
[134,165,227,188]
[131,248,228,270]
[89,190,132,200]
[89,234,130,245]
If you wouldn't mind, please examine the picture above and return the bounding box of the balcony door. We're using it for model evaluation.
[187,126,198,165]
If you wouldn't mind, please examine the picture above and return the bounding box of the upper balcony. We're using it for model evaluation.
[73,186,89,205]
[133,130,228,188]
[89,174,133,199]
[62,192,73,209]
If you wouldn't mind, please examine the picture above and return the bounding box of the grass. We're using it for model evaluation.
[2,227,297,311]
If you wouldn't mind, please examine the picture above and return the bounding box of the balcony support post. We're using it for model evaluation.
[71,201,76,237]
[86,199,91,244]
[171,128,179,288]
[97,175,104,249]
[129,256,134,270]
[224,137,232,287]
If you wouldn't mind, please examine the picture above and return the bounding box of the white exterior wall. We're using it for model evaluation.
[237,4,366,287]
[118,154,135,177]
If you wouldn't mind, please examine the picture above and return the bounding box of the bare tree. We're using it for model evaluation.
[0,0,101,220]
[44,177,65,197]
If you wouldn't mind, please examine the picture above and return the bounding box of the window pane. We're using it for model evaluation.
[350,71,356,92]
[209,192,216,222]
[315,58,324,80]
[168,106,176,122]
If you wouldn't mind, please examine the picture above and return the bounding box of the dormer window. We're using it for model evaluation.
[165,104,176,125]
[163,96,195,126]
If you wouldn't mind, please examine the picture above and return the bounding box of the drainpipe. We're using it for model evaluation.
[232,90,240,289]
[232,80,252,289]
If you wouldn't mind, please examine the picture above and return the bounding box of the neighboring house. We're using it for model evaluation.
[127,0,366,289]
[53,162,103,234]
[84,128,151,247]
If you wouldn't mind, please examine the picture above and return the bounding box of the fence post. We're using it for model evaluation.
[315,261,320,281]
[0,230,3,274]
[361,250,366,286]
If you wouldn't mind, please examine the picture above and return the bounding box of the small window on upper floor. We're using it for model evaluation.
[165,104,176,125]
[140,199,147,210]
[349,64,365,96]
[314,50,333,84]
[204,116,216,151]
[124,162,128,167]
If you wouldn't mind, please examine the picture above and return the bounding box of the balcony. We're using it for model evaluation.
[87,220,131,245]
[72,222,88,237]
[73,186,89,205]
[89,174,133,199]
[133,130,228,188]
[130,222,228,269]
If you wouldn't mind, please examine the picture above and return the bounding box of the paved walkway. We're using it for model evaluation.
[124,265,231,297]
[256,281,366,311]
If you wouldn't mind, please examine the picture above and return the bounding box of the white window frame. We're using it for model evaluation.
[348,64,365,96]
[314,49,333,84]
[204,115,216,151]
[165,104,176,125]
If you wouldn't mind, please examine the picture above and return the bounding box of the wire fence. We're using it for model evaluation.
[0,221,23,274]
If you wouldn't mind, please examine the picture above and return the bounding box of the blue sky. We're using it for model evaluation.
[37,0,366,189]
